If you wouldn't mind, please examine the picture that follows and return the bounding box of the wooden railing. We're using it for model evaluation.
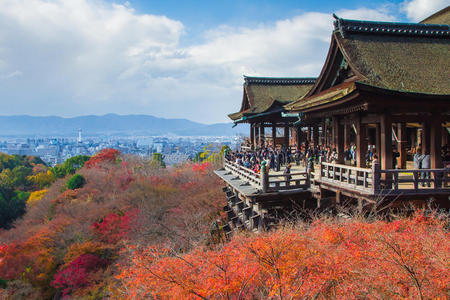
[317,161,450,196]
[318,161,373,194]
[223,159,309,193]
[224,160,261,187]
[378,168,450,195]
[224,158,450,196]
[263,171,309,192]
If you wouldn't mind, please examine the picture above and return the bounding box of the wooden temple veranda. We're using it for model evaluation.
[215,7,450,233]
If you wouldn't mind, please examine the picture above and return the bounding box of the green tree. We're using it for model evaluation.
[11,166,32,189]
[52,155,90,178]
[66,174,86,190]
[0,191,28,229]
[151,153,166,168]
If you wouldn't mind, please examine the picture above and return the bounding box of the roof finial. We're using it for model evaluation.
[332,13,339,20]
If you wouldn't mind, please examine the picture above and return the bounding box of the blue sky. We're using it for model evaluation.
[129,0,407,45]
[0,0,447,123]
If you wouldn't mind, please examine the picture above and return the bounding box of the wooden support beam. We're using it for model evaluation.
[260,125,265,148]
[422,121,431,155]
[442,126,449,146]
[284,126,290,147]
[254,124,259,149]
[380,113,393,170]
[397,123,407,169]
[313,125,319,146]
[411,127,417,149]
[356,116,367,168]
[272,125,276,148]
[306,127,311,145]
[250,124,255,150]
[333,117,345,163]
[344,124,350,149]
[430,116,442,168]
[375,123,381,159]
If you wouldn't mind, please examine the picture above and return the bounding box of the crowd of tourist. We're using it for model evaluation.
[225,141,381,175]
[226,140,450,176]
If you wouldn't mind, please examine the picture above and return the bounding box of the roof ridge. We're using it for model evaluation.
[333,16,450,38]
[243,76,317,85]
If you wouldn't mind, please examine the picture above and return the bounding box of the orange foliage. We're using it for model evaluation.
[117,212,450,299]
[0,219,69,290]
[84,148,120,169]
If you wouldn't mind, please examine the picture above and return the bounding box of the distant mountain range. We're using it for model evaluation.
[0,114,249,137]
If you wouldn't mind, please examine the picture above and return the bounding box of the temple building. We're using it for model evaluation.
[285,13,450,170]
[228,76,316,150]
[216,7,450,234]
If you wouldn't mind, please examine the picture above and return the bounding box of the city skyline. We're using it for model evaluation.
[0,0,447,124]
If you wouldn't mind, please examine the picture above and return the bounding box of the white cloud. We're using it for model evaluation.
[1,71,22,80]
[401,0,448,21]
[0,0,398,123]
[336,7,398,21]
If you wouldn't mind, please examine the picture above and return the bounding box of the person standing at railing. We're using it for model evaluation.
[392,147,400,169]
[304,151,314,173]
[413,148,423,170]
[269,151,275,169]
[295,148,302,166]
[243,157,251,169]
[283,164,292,186]
[372,154,379,164]
[276,150,282,172]
[422,153,431,187]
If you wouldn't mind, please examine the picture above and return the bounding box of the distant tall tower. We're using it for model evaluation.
[78,128,82,143]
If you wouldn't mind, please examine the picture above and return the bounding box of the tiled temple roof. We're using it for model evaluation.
[286,13,450,112]
[228,76,316,121]
[334,16,450,38]
[244,76,316,85]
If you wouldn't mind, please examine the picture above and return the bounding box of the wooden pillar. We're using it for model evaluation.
[254,124,259,149]
[441,126,448,147]
[411,127,417,149]
[284,126,289,147]
[272,125,276,148]
[380,113,392,170]
[250,123,255,150]
[344,124,350,149]
[333,117,344,163]
[313,125,319,147]
[375,123,381,159]
[397,123,407,169]
[306,127,311,145]
[290,128,295,146]
[356,117,367,168]
[430,116,442,168]
[422,121,431,155]
[260,125,265,148]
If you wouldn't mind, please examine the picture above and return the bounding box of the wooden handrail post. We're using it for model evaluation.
[306,168,311,187]
[413,171,419,190]
[261,161,268,193]
[317,156,323,180]
[372,162,380,194]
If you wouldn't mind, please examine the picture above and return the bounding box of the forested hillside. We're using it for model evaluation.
[0,149,225,299]
[0,150,448,299]
[0,153,89,229]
